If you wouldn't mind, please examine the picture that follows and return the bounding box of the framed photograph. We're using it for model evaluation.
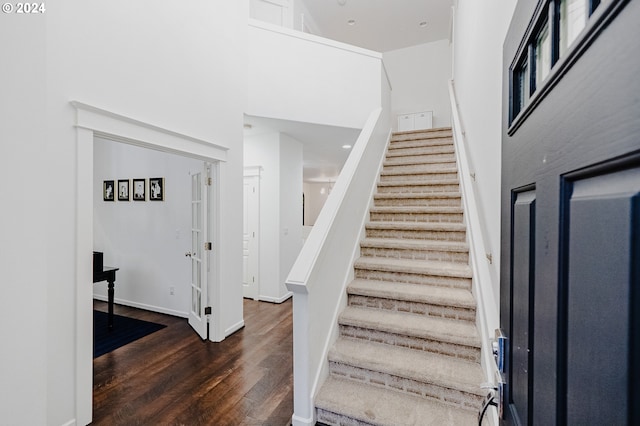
[133,179,146,201]
[149,177,164,201]
[117,179,130,201]
[103,180,115,201]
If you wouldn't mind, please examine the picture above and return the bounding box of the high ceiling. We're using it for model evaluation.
[246,0,454,182]
[301,0,454,53]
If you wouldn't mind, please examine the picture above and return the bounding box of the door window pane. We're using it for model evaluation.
[513,59,529,119]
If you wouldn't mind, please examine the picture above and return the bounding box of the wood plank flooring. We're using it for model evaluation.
[92,298,293,426]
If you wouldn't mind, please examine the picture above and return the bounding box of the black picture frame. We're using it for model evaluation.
[149,177,164,201]
[132,178,146,201]
[103,180,115,201]
[117,179,130,201]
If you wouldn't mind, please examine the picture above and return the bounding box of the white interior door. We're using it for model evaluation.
[243,173,260,300]
[188,166,208,339]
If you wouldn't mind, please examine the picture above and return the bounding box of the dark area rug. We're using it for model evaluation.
[94,310,166,358]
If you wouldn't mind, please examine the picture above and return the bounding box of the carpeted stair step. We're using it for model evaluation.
[379,165,458,181]
[327,338,485,411]
[373,192,461,208]
[316,376,482,426]
[354,257,472,289]
[391,128,453,142]
[360,237,469,263]
[383,162,457,175]
[347,278,476,321]
[386,143,454,158]
[376,178,460,194]
[369,205,464,223]
[339,306,481,362]
[365,221,466,242]
[388,138,453,152]
[384,152,456,167]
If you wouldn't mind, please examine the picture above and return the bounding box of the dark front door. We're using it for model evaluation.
[501,0,640,424]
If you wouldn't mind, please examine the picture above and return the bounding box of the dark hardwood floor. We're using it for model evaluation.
[92,298,293,426]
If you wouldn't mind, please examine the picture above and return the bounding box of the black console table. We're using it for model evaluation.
[93,266,119,330]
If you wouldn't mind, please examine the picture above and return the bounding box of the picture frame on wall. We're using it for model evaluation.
[103,180,115,201]
[117,179,130,201]
[149,177,164,201]
[133,178,146,201]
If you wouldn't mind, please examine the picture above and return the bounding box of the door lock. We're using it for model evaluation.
[185,251,193,257]
[492,328,507,373]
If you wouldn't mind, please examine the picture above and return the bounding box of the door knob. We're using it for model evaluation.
[185,251,192,257]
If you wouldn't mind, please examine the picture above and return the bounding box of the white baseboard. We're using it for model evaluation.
[60,419,76,426]
[93,295,188,318]
[225,319,245,337]
[291,413,314,426]
[259,291,293,304]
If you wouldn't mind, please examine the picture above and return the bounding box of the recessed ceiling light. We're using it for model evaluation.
[347,19,356,26]
[342,144,352,149]
[419,21,428,28]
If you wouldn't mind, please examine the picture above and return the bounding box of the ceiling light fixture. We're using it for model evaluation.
[342,144,352,149]
[419,21,428,28]
[347,19,356,26]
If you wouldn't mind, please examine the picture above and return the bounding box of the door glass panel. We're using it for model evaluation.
[536,22,552,85]
[513,59,529,119]
[560,0,587,56]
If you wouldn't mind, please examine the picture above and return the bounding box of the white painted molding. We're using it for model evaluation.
[92,295,189,319]
[248,18,382,60]
[59,419,77,426]
[71,101,228,162]
[259,291,293,303]
[243,165,263,177]
[225,319,245,337]
[449,80,499,426]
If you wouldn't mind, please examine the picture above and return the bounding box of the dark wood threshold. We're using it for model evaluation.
[92,298,293,425]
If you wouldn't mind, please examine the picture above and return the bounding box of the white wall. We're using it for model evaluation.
[303,182,332,226]
[93,138,202,317]
[0,13,48,426]
[0,2,247,424]
[384,40,453,130]
[452,0,517,313]
[244,132,303,302]
[247,19,382,130]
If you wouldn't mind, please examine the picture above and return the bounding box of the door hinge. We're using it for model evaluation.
[204,306,212,315]
[204,242,212,251]
[206,177,212,186]
[253,276,255,283]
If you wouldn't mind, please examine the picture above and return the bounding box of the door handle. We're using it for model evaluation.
[492,328,507,373]
[185,251,193,257]
[479,371,507,423]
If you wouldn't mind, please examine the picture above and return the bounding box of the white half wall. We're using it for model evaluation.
[452,0,517,308]
[384,40,452,129]
[247,19,383,130]
[93,138,203,317]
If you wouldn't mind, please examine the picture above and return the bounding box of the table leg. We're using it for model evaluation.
[107,279,115,330]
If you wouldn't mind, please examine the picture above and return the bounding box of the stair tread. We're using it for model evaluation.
[316,377,480,426]
[348,278,475,308]
[329,338,485,396]
[377,179,459,187]
[340,306,480,347]
[366,221,466,231]
[360,237,469,252]
[369,206,463,215]
[374,192,461,199]
[354,257,472,278]
[380,166,458,176]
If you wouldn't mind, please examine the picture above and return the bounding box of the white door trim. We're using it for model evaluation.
[72,101,226,425]
[243,167,261,300]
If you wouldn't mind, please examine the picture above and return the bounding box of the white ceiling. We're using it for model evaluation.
[245,0,454,182]
[301,0,454,53]
[244,115,361,182]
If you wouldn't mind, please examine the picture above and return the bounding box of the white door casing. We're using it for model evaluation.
[243,169,260,300]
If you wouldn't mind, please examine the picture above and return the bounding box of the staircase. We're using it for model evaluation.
[315,128,486,425]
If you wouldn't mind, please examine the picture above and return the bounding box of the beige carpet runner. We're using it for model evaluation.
[315,128,486,426]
